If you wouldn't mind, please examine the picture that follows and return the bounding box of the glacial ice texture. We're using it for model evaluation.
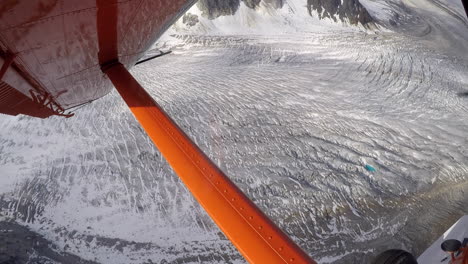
[1,0,468,263]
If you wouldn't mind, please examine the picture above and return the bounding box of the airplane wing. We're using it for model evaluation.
[0,0,194,117]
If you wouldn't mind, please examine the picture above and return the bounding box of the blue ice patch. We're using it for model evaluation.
[365,164,376,172]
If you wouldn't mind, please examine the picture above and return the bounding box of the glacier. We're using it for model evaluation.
[1,0,468,263]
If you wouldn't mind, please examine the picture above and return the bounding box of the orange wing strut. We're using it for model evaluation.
[102,62,315,264]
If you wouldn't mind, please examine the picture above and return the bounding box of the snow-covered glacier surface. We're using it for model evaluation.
[1,0,468,263]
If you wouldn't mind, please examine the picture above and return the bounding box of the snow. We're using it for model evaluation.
[359,0,394,22]
[0,0,468,263]
[171,0,360,36]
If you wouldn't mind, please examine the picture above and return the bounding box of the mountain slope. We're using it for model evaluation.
[0,0,468,264]
[173,0,375,35]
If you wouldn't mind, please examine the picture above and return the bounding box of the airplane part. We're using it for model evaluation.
[102,61,315,264]
[0,0,316,263]
[135,50,172,65]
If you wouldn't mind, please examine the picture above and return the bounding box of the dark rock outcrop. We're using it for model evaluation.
[243,0,261,9]
[197,0,241,19]
[307,0,373,25]
[197,0,373,26]
[196,0,274,19]
[182,13,200,27]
